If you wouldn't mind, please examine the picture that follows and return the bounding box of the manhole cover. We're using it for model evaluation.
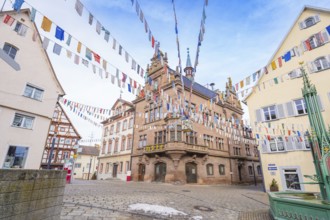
[182,190,190,192]
[194,206,213,212]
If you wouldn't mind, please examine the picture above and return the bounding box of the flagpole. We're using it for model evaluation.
[1,0,7,12]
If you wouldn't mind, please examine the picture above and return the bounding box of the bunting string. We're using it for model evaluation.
[129,0,157,49]
[235,23,330,100]
[2,9,144,96]
[193,0,208,72]
[71,0,146,77]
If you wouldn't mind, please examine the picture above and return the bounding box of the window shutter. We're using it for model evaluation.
[301,41,308,51]
[260,140,268,153]
[285,101,295,117]
[322,31,329,43]
[255,109,263,122]
[307,61,316,73]
[295,136,304,150]
[286,137,295,151]
[289,69,298,79]
[296,68,302,77]
[317,95,324,111]
[276,104,285,118]
[298,21,306,30]
[314,14,320,23]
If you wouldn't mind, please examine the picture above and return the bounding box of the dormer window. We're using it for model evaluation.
[299,15,320,29]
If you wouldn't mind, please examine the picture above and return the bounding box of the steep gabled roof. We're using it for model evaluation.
[57,102,82,139]
[244,5,330,102]
[79,145,100,156]
[0,9,65,95]
[111,98,134,110]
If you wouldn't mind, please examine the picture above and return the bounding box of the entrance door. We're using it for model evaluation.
[113,164,118,178]
[186,163,197,183]
[155,163,166,182]
[238,166,242,181]
[138,164,145,181]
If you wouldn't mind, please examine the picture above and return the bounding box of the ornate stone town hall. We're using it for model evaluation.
[131,51,261,184]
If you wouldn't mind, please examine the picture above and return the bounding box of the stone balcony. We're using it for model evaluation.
[138,142,209,155]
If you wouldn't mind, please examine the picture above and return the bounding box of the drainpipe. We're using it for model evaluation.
[257,148,266,192]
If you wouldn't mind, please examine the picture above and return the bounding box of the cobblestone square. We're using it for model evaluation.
[61,180,270,220]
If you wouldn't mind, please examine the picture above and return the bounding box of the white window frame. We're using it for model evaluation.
[23,84,44,101]
[279,166,304,191]
[294,98,307,115]
[269,136,285,152]
[12,113,35,129]
[314,57,329,71]
[262,105,277,121]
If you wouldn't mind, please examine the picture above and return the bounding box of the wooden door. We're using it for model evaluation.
[113,164,118,178]
[138,164,145,181]
[155,163,166,182]
[186,163,197,183]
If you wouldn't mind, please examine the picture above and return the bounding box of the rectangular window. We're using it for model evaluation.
[263,105,277,121]
[74,163,81,168]
[219,164,225,175]
[125,161,130,172]
[129,118,133,128]
[23,84,44,101]
[99,163,103,173]
[246,145,251,156]
[12,113,34,129]
[145,112,149,123]
[283,169,301,190]
[116,122,121,132]
[257,166,262,175]
[3,43,18,59]
[177,125,182,141]
[207,164,214,175]
[105,163,109,173]
[294,99,307,115]
[139,135,147,148]
[270,137,285,152]
[110,125,114,135]
[123,120,127,131]
[127,137,132,150]
[121,137,126,151]
[3,146,29,168]
[248,166,253,175]
[170,127,175,141]
[120,162,123,172]
[114,140,119,152]
[150,109,154,122]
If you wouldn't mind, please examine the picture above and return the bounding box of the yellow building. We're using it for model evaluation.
[244,6,330,192]
[73,145,99,180]
[98,99,134,181]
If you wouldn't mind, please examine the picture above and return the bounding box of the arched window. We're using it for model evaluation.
[219,164,225,175]
[3,43,18,59]
[206,164,214,175]
[305,17,315,28]
[314,57,329,71]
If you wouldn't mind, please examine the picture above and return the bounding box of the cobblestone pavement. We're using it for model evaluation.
[61,180,270,220]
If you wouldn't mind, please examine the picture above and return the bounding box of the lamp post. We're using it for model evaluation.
[47,133,57,170]
[87,155,93,180]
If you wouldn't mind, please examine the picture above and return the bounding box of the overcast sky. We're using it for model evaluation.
[2,0,329,141]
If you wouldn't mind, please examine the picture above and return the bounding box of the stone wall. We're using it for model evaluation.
[0,169,66,220]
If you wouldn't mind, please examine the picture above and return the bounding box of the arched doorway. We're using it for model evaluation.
[186,162,197,183]
[155,162,166,182]
[112,164,118,178]
[138,164,146,181]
